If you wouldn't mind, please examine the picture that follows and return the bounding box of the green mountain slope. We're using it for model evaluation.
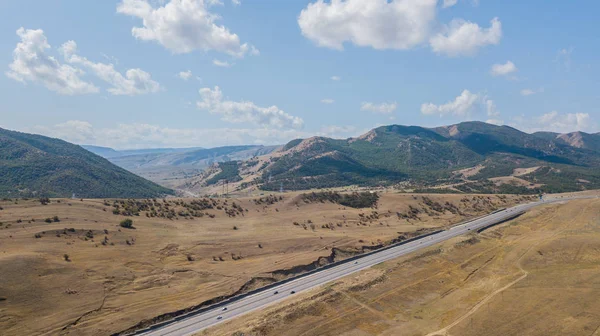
[0,128,173,198]
[259,122,600,193]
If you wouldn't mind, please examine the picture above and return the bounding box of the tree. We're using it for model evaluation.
[119,219,133,229]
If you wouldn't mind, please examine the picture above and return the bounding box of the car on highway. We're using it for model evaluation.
[290,290,296,294]
[274,291,279,295]
[217,316,222,320]
[222,307,227,311]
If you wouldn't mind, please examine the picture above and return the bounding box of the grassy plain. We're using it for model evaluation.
[203,194,600,336]
[0,192,527,335]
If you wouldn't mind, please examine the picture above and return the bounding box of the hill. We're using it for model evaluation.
[0,128,173,198]
[245,122,600,194]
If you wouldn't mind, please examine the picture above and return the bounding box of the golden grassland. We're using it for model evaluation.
[203,195,600,336]
[0,192,528,335]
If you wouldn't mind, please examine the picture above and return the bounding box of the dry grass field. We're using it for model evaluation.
[203,195,600,336]
[0,192,529,335]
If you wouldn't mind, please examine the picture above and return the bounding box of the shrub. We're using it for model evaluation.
[52,216,60,222]
[44,218,52,223]
[63,254,70,262]
[119,219,134,229]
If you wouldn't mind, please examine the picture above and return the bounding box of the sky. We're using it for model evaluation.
[1,0,598,149]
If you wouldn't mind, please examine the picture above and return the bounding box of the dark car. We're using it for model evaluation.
[274,291,279,295]
[290,290,296,294]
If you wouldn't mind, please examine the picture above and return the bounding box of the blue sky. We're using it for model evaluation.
[1,0,598,149]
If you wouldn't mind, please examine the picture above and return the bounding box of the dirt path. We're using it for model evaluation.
[425,204,588,336]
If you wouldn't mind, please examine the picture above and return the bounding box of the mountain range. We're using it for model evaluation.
[0,128,172,198]
[1,122,599,198]
[252,122,600,194]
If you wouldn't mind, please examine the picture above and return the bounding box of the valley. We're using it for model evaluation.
[0,192,531,335]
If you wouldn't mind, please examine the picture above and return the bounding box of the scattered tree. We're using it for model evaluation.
[120,219,134,229]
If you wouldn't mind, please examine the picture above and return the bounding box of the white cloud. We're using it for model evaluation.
[556,47,574,71]
[442,0,458,8]
[421,89,487,117]
[117,0,257,57]
[29,120,366,149]
[486,119,503,126]
[536,111,593,133]
[6,28,99,95]
[231,0,241,6]
[510,112,597,134]
[490,60,517,76]
[361,102,397,114]
[213,59,233,67]
[60,41,160,96]
[520,88,543,96]
[30,120,312,149]
[520,89,535,96]
[197,86,304,129]
[430,17,502,56]
[317,125,359,139]
[321,99,335,104]
[178,70,193,80]
[330,75,341,81]
[298,0,438,51]
[485,98,498,116]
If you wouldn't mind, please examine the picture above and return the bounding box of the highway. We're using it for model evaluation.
[133,196,591,336]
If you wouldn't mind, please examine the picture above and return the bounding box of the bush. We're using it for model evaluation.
[44,218,52,223]
[52,216,60,222]
[63,254,70,262]
[119,219,134,229]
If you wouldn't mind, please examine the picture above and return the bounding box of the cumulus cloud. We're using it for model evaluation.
[117,0,257,57]
[442,0,458,8]
[231,0,241,6]
[490,60,517,76]
[421,89,495,118]
[197,86,304,129]
[298,0,437,51]
[321,99,335,104]
[60,41,160,96]
[510,112,597,134]
[178,70,193,80]
[213,59,233,67]
[485,98,498,117]
[535,111,593,133]
[361,102,398,114]
[430,17,502,56]
[5,28,99,95]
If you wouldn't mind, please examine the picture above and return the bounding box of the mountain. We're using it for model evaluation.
[0,128,173,198]
[255,122,600,193]
[81,145,203,158]
[533,131,600,152]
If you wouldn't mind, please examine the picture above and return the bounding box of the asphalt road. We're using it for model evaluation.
[135,196,592,336]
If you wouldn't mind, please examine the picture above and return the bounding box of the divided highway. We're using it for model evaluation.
[133,196,591,336]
